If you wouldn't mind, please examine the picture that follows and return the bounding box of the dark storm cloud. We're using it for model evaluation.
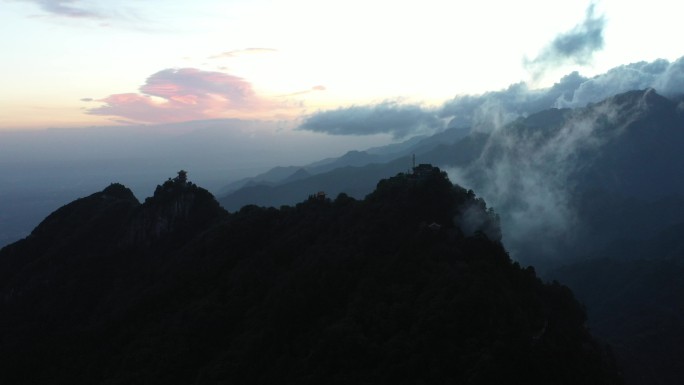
[299,102,443,138]
[525,4,605,80]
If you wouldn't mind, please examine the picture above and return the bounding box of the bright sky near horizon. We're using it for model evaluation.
[1,0,682,130]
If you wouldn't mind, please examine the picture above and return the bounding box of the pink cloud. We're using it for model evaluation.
[88,68,288,123]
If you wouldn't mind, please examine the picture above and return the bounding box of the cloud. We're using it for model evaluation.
[80,97,93,102]
[280,85,327,97]
[439,56,684,130]
[88,55,683,132]
[300,55,682,263]
[525,3,605,80]
[209,48,277,59]
[299,102,443,138]
[20,1,164,32]
[440,71,588,130]
[24,0,102,18]
[88,68,285,123]
[446,90,654,264]
[556,56,684,107]
[299,55,684,139]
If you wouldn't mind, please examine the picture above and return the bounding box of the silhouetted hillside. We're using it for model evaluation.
[550,255,684,385]
[0,168,620,384]
[217,89,684,385]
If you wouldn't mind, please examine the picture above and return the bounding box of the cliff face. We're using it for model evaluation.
[0,169,621,385]
[0,174,226,316]
[125,176,226,245]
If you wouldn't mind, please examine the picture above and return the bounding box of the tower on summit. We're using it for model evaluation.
[176,170,188,184]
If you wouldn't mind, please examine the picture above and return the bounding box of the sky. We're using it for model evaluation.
[1,0,683,131]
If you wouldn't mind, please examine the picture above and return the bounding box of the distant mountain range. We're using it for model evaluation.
[216,126,471,196]
[218,130,485,209]
[219,89,684,265]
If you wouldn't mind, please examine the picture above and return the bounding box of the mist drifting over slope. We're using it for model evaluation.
[446,90,671,260]
[297,55,684,265]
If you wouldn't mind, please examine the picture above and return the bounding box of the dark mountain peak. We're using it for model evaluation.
[102,182,139,203]
[338,149,374,163]
[367,165,502,241]
[147,170,194,199]
[127,171,226,245]
[281,167,310,183]
[145,171,213,204]
[368,164,450,201]
[20,171,228,251]
[599,88,675,115]
[29,183,140,242]
[341,149,366,157]
[521,107,571,129]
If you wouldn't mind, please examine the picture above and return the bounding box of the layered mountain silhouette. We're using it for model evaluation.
[218,133,488,211]
[2,88,682,384]
[220,89,684,265]
[0,168,620,384]
[216,89,684,385]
